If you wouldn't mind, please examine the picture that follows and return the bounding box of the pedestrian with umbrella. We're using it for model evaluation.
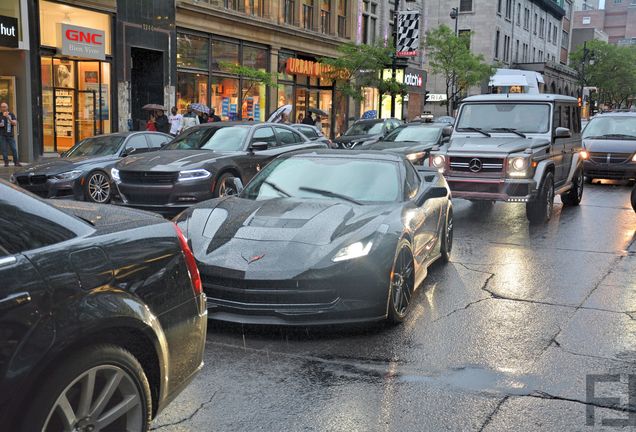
[142,104,166,132]
[154,109,170,134]
[182,104,200,130]
[267,104,292,123]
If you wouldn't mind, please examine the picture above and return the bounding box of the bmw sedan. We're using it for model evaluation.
[112,122,327,216]
[334,118,402,149]
[175,150,453,325]
[582,112,636,182]
[11,132,171,203]
[0,180,206,431]
[359,122,453,165]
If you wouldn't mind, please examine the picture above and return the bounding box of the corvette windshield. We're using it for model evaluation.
[344,122,384,136]
[384,125,442,143]
[583,116,636,140]
[456,103,550,134]
[164,126,249,151]
[243,157,401,203]
[65,135,125,157]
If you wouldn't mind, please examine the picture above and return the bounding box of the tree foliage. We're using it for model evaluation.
[220,62,279,101]
[425,25,494,115]
[320,42,407,102]
[570,40,636,109]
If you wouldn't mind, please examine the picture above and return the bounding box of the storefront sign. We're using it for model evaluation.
[285,58,346,80]
[427,93,448,102]
[0,16,18,48]
[60,24,105,60]
[396,11,420,57]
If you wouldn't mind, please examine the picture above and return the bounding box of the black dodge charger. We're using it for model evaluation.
[176,150,453,325]
[0,180,206,431]
[112,122,327,216]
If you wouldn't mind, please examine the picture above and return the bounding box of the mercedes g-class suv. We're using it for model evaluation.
[429,94,585,224]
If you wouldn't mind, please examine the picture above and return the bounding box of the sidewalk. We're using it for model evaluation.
[0,164,29,181]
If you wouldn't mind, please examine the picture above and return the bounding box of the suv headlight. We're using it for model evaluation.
[430,154,446,171]
[332,241,373,262]
[178,169,211,182]
[507,157,529,178]
[51,170,83,181]
[111,168,120,183]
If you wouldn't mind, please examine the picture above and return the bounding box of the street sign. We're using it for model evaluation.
[396,11,420,57]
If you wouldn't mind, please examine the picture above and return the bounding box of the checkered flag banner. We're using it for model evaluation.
[397,10,420,57]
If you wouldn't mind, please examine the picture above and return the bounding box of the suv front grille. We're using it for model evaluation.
[119,171,179,185]
[588,152,632,164]
[449,156,504,176]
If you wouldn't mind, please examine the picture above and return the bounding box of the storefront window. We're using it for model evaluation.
[360,87,379,117]
[39,1,112,55]
[334,90,347,136]
[278,52,293,81]
[100,63,111,134]
[177,33,209,70]
[211,76,239,121]
[277,84,293,107]
[211,39,239,70]
[318,90,332,137]
[243,45,268,71]
[177,72,209,112]
[41,57,54,153]
[241,81,266,122]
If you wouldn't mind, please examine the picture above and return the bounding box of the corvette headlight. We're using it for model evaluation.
[332,241,373,262]
[178,169,211,182]
[51,170,83,181]
[407,151,426,164]
[507,157,529,178]
[111,168,120,182]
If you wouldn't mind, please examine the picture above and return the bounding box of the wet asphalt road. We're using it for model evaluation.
[154,182,636,432]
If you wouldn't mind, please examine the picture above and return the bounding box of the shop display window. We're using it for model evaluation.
[243,45,268,71]
[177,72,209,112]
[241,80,266,122]
[211,40,239,70]
[39,1,112,55]
[211,76,239,121]
[278,52,294,81]
[360,86,379,117]
[177,33,209,70]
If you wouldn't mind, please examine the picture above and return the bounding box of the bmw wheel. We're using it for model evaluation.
[22,344,152,432]
[387,240,415,324]
[84,171,112,203]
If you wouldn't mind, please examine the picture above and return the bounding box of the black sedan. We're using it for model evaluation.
[176,150,453,325]
[334,118,402,149]
[359,122,453,165]
[11,132,171,203]
[0,180,206,431]
[112,122,327,216]
[290,123,336,148]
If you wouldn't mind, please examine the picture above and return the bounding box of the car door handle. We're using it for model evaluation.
[0,292,32,312]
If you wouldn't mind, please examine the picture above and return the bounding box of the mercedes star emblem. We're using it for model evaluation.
[469,158,483,173]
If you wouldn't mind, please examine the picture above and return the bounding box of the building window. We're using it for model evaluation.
[538,49,543,61]
[303,0,314,30]
[177,33,209,70]
[505,0,512,19]
[561,30,569,49]
[522,43,528,62]
[524,8,530,30]
[494,30,500,59]
[321,0,331,33]
[459,0,472,12]
[582,16,591,24]
[539,17,545,37]
[211,39,239,70]
[224,0,240,11]
[503,34,510,62]
[516,3,521,25]
[497,0,502,14]
[245,0,263,16]
[338,0,347,37]
[613,0,622,3]
[515,39,519,62]
[283,0,295,24]
[533,47,536,61]
[553,25,558,45]
[361,0,377,44]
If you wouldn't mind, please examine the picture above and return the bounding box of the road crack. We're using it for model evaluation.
[478,396,509,432]
[526,391,636,414]
[151,390,219,430]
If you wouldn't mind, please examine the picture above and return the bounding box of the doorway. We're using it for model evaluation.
[131,48,164,131]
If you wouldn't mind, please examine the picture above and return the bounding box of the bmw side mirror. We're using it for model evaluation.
[250,141,269,152]
[231,177,244,194]
[122,147,136,157]
[555,127,572,139]
[442,126,453,137]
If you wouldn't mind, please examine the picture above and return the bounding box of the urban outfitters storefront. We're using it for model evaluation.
[37,0,113,153]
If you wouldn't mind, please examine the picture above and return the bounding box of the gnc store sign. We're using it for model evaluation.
[60,24,105,60]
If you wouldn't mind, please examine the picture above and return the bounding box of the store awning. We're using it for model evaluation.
[489,75,529,87]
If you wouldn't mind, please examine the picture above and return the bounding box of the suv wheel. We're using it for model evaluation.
[526,171,555,224]
[22,344,152,432]
[631,185,636,212]
[561,169,584,206]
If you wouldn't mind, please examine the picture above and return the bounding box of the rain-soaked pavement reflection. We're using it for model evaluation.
[153,183,636,431]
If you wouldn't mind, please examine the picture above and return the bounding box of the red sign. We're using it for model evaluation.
[65,29,103,45]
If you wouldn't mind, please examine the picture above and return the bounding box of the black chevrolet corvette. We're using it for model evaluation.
[176,150,453,325]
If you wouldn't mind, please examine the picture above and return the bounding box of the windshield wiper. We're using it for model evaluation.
[298,187,362,205]
[459,127,491,137]
[586,133,636,140]
[491,128,527,138]
[263,180,291,197]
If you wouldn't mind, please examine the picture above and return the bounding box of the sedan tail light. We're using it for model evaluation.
[173,223,202,296]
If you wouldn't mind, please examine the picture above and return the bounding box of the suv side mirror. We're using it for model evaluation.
[231,177,244,194]
[555,127,571,139]
[250,141,269,152]
[442,126,453,137]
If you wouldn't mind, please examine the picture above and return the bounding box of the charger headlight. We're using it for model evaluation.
[178,169,211,182]
[332,241,373,262]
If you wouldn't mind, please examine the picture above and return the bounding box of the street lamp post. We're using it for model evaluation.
[579,41,593,116]
[449,7,458,115]
[390,0,401,118]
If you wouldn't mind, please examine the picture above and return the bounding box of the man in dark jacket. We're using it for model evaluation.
[0,103,21,167]
[209,107,222,122]
[302,112,315,125]
[154,110,170,134]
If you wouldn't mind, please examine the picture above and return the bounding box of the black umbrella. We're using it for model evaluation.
[308,107,328,117]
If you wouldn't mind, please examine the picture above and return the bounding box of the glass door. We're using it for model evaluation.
[54,88,75,152]
[76,90,97,141]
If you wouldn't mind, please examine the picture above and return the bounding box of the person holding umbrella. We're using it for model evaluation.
[182,104,200,130]
[302,111,315,125]
[154,109,170,133]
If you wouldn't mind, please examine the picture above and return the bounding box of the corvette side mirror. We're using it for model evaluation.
[250,141,269,152]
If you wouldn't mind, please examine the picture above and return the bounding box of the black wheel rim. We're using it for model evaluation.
[577,171,584,200]
[218,179,236,197]
[391,247,414,317]
[446,211,454,254]
[545,178,554,218]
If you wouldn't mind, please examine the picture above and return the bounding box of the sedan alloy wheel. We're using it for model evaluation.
[86,172,111,203]
[387,242,415,323]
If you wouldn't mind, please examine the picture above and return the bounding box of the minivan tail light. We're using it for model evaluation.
[173,223,202,296]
